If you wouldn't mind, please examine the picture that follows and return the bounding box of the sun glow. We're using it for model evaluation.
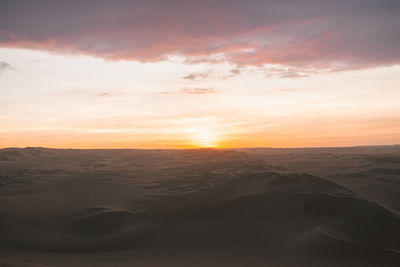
[188,128,220,148]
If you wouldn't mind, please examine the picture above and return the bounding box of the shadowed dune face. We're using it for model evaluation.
[0,146,400,266]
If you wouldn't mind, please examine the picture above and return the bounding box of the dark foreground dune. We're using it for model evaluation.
[0,146,400,266]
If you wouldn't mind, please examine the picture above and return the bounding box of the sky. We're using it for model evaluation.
[0,0,399,148]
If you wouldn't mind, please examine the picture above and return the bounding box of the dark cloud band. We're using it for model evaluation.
[0,0,399,70]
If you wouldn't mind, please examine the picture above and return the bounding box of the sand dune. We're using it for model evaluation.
[0,146,399,266]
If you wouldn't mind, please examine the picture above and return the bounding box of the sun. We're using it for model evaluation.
[189,128,220,148]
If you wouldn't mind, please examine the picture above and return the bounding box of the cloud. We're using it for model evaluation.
[182,74,197,80]
[183,71,210,80]
[182,88,216,94]
[97,92,111,97]
[182,65,318,80]
[183,67,242,80]
[230,68,241,75]
[0,1,399,70]
[160,88,217,95]
[0,61,12,75]
[278,71,307,79]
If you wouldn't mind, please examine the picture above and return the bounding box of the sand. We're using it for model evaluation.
[0,146,399,266]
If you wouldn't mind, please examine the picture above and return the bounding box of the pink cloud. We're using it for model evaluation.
[0,0,399,70]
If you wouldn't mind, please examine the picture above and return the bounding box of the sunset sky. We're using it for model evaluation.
[1,0,399,148]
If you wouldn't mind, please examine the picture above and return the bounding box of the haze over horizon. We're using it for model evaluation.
[1,0,400,148]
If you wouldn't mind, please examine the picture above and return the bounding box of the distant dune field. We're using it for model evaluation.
[0,146,400,266]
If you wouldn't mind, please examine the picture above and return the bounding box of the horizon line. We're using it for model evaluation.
[1,144,399,151]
